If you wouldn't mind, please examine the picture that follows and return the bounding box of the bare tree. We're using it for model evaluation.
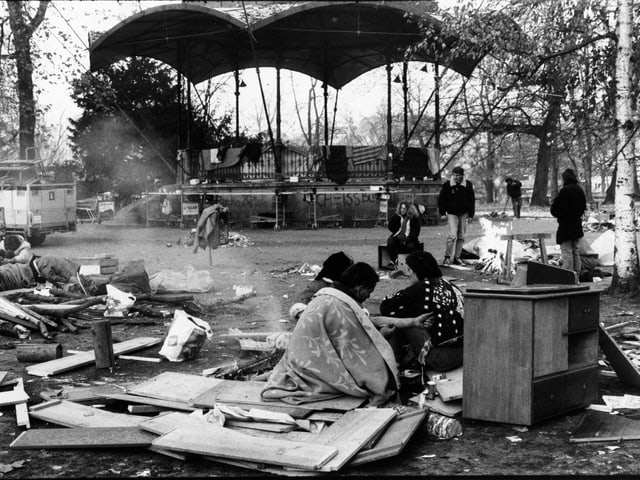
[6,0,48,159]
[610,0,640,293]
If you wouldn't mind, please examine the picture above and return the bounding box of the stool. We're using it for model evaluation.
[499,233,551,282]
[378,242,424,270]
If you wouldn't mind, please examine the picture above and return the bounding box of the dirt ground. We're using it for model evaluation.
[1,213,639,477]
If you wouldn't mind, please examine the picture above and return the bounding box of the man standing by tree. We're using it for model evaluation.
[550,168,587,275]
[505,177,523,218]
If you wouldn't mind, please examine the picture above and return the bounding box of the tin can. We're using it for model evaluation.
[425,381,437,400]
[424,412,463,439]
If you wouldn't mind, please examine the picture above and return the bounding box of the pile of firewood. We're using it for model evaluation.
[474,249,508,276]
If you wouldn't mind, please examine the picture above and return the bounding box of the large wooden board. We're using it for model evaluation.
[10,427,156,449]
[152,424,338,470]
[27,337,162,377]
[192,379,366,415]
[348,408,427,466]
[599,325,640,388]
[29,400,142,428]
[126,372,224,403]
[570,410,640,442]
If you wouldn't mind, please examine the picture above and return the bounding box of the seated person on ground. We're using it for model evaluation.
[262,262,400,406]
[378,251,464,373]
[289,251,354,321]
[386,202,421,267]
[0,234,33,265]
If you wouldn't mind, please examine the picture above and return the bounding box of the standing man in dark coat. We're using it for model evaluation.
[438,166,475,266]
[505,177,523,218]
[550,168,587,274]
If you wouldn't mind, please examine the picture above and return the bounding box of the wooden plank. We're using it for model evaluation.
[225,419,297,433]
[26,337,162,377]
[192,379,365,414]
[426,367,463,402]
[152,426,338,471]
[348,408,428,466]
[599,325,640,388]
[0,371,7,385]
[10,427,156,449]
[0,386,29,407]
[29,400,142,428]
[104,393,195,412]
[126,372,224,404]
[39,384,131,403]
[13,378,30,428]
[570,410,640,442]
[301,408,398,472]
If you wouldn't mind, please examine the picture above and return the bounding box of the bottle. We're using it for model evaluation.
[424,412,462,439]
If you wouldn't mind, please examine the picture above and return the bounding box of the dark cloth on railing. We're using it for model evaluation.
[393,147,431,179]
[240,142,262,164]
[325,146,348,185]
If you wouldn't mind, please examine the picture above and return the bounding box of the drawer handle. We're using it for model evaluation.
[562,329,568,338]
[583,308,592,313]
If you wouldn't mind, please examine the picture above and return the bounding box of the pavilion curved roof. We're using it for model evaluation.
[89,1,482,89]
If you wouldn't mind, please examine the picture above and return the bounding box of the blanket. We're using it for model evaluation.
[261,287,399,406]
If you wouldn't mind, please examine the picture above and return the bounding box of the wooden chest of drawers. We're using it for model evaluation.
[463,284,599,426]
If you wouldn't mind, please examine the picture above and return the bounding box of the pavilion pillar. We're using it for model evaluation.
[435,61,441,151]
[323,79,329,175]
[403,59,408,147]
[234,69,240,140]
[276,66,282,145]
[385,59,393,179]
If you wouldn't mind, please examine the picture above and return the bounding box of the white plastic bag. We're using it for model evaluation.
[149,265,215,293]
[159,309,213,362]
[104,284,136,318]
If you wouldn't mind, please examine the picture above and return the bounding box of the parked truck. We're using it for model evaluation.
[0,160,76,246]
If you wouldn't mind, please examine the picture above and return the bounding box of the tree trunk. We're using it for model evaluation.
[610,0,640,293]
[6,1,48,160]
[483,132,495,203]
[530,72,562,206]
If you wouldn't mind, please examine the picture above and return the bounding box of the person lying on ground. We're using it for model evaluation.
[0,235,33,265]
[261,262,400,406]
[0,256,81,291]
[289,251,354,321]
[378,250,464,373]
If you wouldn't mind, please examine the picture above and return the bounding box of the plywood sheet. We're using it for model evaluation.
[27,337,162,377]
[126,372,224,403]
[302,408,397,472]
[29,400,142,428]
[599,326,640,388]
[104,393,195,412]
[348,408,427,466]
[10,427,156,449]
[152,425,338,470]
[570,410,640,442]
[192,379,365,414]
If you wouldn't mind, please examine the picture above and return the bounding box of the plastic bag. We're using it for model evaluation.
[159,309,213,362]
[104,284,136,318]
[149,265,214,293]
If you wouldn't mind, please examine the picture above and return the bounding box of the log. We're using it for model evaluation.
[16,343,62,362]
[92,321,115,369]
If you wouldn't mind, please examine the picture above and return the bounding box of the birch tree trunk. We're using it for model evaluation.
[611,0,639,293]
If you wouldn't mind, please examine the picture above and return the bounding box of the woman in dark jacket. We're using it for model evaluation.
[386,202,421,267]
[550,168,587,274]
[375,251,464,372]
